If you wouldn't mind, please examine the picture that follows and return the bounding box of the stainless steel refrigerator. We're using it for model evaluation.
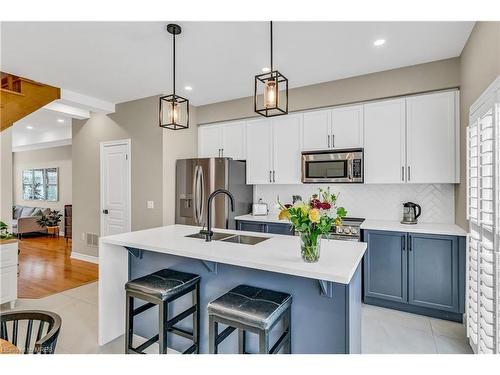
[175,158,253,230]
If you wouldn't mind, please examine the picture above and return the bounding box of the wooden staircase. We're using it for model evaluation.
[0,72,60,131]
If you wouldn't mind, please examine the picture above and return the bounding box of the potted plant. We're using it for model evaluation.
[0,221,15,241]
[278,188,347,263]
[37,210,63,235]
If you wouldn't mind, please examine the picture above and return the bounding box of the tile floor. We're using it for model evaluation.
[1,282,473,354]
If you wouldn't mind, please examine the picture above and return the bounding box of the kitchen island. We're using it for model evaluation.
[98,224,367,354]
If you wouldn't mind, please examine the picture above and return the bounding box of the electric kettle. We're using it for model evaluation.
[401,202,422,224]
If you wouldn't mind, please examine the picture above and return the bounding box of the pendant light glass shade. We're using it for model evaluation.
[159,24,189,130]
[254,21,288,117]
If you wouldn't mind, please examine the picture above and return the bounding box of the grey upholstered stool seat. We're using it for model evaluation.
[208,285,292,354]
[125,269,200,354]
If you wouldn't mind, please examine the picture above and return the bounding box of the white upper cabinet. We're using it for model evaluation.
[221,121,246,160]
[302,109,330,150]
[246,118,273,184]
[198,121,246,159]
[363,98,406,184]
[302,105,363,151]
[406,91,459,183]
[330,104,364,148]
[272,114,302,184]
[198,124,222,158]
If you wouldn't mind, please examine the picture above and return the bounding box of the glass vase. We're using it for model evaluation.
[299,232,321,263]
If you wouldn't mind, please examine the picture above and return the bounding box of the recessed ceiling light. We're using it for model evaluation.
[57,118,65,123]
[184,86,193,91]
[373,39,386,47]
[262,67,271,73]
[26,126,33,129]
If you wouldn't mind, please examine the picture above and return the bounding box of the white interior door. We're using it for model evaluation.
[100,140,131,237]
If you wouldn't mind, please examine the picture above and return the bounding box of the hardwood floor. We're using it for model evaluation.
[17,235,98,299]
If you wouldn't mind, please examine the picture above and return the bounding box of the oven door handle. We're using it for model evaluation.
[348,159,354,181]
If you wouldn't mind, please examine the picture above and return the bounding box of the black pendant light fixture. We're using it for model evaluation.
[254,21,288,117]
[159,23,189,130]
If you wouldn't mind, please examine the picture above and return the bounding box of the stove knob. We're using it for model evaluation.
[344,227,351,234]
[351,228,358,235]
[337,227,343,234]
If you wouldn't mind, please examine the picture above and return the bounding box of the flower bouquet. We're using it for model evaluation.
[278,188,347,262]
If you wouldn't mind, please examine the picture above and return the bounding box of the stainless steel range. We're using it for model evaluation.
[330,217,365,242]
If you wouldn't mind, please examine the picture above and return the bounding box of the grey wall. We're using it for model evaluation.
[72,96,164,257]
[13,145,72,217]
[197,58,461,124]
[456,22,500,229]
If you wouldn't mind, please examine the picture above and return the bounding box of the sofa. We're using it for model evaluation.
[12,205,50,236]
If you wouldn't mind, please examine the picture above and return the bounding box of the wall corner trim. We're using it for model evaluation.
[70,251,99,264]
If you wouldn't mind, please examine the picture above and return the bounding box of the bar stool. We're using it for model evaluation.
[208,285,292,354]
[125,269,200,354]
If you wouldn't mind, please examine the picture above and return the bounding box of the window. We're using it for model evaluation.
[22,168,58,202]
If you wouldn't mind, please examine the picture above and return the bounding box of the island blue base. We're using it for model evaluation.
[128,250,362,354]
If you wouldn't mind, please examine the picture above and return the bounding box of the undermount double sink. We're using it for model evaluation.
[185,232,269,245]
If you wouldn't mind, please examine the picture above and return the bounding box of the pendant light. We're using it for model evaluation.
[254,21,288,117]
[159,23,189,130]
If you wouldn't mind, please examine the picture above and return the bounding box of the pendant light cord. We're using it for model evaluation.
[172,31,176,96]
[270,21,273,72]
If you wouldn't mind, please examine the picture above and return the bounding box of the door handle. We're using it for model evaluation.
[408,235,412,251]
[328,135,330,148]
[272,170,275,183]
[269,171,272,183]
[221,148,224,157]
[407,166,411,181]
[332,134,335,148]
[401,235,405,251]
[402,166,405,181]
[102,209,109,214]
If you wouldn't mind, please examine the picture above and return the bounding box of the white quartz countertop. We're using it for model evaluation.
[235,213,289,224]
[360,220,467,237]
[100,224,367,284]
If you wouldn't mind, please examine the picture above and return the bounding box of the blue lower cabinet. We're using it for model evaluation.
[363,230,407,303]
[363,229,465,322]
[236,220,293,235]
[408,233,459,312]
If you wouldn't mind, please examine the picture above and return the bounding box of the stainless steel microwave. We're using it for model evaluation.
[301,148,364,183]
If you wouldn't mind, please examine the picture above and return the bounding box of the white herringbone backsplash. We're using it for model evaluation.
[255,184,455,224]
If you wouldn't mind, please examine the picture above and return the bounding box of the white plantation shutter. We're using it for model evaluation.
[467,77,500,354]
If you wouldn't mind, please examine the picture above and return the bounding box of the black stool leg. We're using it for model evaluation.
[209,315,218,354]
[238,329,246,354]
[159,300,168,354]
[125,293,134,354]
[193,282,200,353]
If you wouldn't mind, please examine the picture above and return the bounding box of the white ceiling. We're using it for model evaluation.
[12,109,72,150]
[1,21,474,106]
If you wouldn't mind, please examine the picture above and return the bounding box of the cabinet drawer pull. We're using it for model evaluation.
[408,166,411,181]
[272,170,275,183]
[269,171,272,183]
[402,166,405,181]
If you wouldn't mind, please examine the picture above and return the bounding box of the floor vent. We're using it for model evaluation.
[86,233,99,247]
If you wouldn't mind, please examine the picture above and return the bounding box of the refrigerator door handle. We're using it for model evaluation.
[198,165,205,224]
[193,165,200,225]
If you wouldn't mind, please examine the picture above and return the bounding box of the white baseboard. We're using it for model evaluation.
[71,252,99,264]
